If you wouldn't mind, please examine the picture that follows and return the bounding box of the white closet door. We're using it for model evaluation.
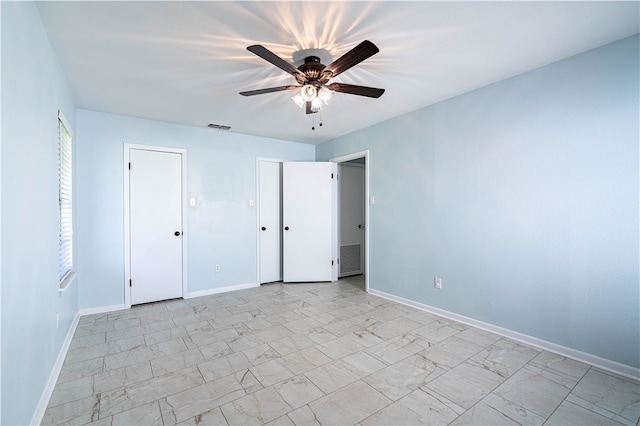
[283,162,337,282]
[129,149,183,304]
[258,160,283,283]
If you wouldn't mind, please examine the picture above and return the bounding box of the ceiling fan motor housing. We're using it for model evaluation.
[296,56,329,85]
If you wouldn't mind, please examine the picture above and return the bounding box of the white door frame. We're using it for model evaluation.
[124,143,188,308]
[255,157,285,285]
[338,161,365,278]
[330,150,370,292]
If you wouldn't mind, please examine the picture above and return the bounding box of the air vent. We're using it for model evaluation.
[340,244,361,275]
[207,123,231,130]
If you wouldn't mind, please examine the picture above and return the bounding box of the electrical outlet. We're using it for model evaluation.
[434,277,442,289]
[215,264,221,273]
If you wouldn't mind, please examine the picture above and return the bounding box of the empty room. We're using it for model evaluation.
[1,1,639,425]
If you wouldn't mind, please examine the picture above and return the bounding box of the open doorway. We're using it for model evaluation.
[331,150,369,293]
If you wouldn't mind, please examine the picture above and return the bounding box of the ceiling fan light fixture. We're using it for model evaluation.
[310,96,324,112]
[300,84,317,102]
[318,87,335,105]
[291,93,305,108]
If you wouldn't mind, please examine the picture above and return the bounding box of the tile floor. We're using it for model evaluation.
[43,276,640,425]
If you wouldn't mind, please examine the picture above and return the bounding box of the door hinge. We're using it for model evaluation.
[331,260,334,266]
[129,279,132,287]
[128,162,131,170]
[331,173,334,179]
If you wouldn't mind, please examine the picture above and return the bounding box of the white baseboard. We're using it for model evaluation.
[186,282,259,299]
[369,288,640,381]
[78,303,127,317]
[30,311,81,426]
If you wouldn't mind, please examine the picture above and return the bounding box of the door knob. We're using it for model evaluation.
[174,231,181,236]
[284,226,289,231]
[261,227,266,231]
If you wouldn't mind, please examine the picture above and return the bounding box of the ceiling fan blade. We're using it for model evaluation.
[327,82,385,98]
[239,85,300,96]
[323,40,379,78]
[247,45,304,79]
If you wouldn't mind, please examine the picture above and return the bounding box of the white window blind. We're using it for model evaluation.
[58,113,73,283]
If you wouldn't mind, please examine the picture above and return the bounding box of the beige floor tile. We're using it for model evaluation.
[546,400,625,426]
[529,350,590,381]
[418,335,485,369]
[273,375,325,410]
[250,358,295,387]
[175,407,228,425]
[365,333,431,364]
[164,375,245,424]
[286,404,321,425]
[316,333,367,360]
[492,367,573,418]
[568,368,640,425]
[56,356,104,384]
[279,347,333,375]
[304,358,364,394]
[424,360,506,409]
[42,395,101,425]
[470,338,541,377]
[363,354,446,401]
[220,387,292,425]
[112,400,163,425]
[93,361,153,394]
[99,366,204,417]
[47,376,94,408]
[269,333,316,356]
[362,387,459,425]
[308,380,392,425]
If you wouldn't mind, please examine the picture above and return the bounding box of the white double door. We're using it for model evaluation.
[258,160,338,283]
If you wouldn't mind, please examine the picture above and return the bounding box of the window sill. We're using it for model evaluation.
[59,271,77,294]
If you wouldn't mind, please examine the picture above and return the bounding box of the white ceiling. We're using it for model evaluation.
[36,1,639,145]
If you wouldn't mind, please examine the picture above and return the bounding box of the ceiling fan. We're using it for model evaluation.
[239,40,385,114]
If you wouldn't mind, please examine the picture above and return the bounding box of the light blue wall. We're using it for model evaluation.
[317,35,639,369]
[76,110,315,309]
[1,2,78,424]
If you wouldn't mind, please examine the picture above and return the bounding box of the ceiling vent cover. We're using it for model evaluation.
[208,123,231,130]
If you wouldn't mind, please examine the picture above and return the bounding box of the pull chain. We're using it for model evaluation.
[311,113,324,130]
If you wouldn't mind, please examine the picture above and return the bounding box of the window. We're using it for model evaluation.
[58,112,73,286]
